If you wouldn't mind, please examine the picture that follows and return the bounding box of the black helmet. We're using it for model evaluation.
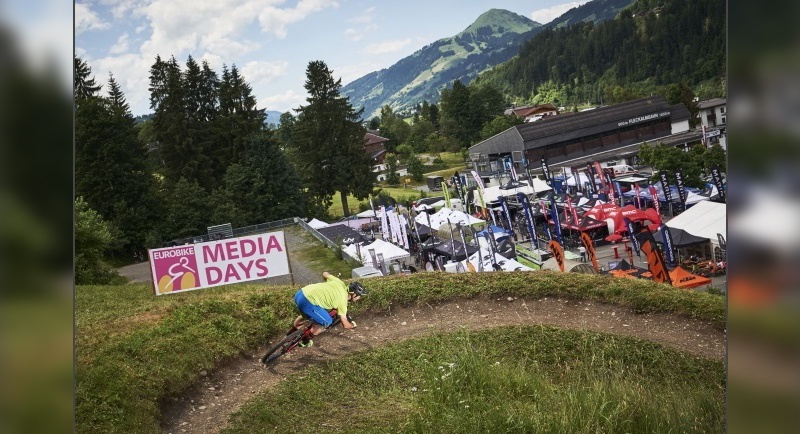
[348,281,368,297]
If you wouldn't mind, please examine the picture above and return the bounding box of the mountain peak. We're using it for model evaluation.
[462,9,539,35]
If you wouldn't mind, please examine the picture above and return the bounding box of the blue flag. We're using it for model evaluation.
[624,217,641,257]
[497,196,514,237]
[517,192,537,244]
[659,224,676,268]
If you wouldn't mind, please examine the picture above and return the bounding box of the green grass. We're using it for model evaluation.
[76,272,725,433]
[225,328,725,433]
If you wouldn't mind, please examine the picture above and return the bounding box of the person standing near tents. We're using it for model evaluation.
[579,245,587,262]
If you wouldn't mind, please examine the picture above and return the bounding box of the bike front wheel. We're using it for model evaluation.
[261,328,305,364]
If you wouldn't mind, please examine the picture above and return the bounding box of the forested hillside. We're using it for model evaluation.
[471,0,726,107]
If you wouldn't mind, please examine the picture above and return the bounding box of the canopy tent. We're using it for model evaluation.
[564,172,600,188]
[414,207,484,230]
[433,238,480,262]
[665,201,726,251]
[653,227,709,248]
[669,266,712,289]
[342,239,410,266]
[462,243,533,272]
[684,190,711,206]
[479,179,552,205]
[317,225,367,246]
[584,203,662,235]
[551,211,607,232]
[356,208,384,218]
[330,216,377,230]
[306,218,329,229]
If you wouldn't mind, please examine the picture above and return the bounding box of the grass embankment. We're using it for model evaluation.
[226,327,724,433]
[76,270,725,433]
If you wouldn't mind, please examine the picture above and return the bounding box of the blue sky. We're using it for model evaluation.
[75,0,590,117]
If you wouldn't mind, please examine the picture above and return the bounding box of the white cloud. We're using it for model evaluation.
[362,38,413,55]
[92,53,155,113]
[344,24,378,42]
[75,2,111,34]
[348,6,375,24]
[109,33,129,55]
[241,60,289,85]
[257,0,340,38]
[260,89,305,113]
[530,1,590,24]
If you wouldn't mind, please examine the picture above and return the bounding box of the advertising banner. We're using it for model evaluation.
[633,226,672,284]
[710,166,726,202]
[584,169,596,194]
[517,192,537,245]
[675,171,687,204]
[539,200,553,241]
[660,224,676,268]
[541,157,552,186]
[548,192,564,246]
[649,185,660,214]
[659,173,673,202]
[623,217,641,257]
[149,231,289,295]
[498,195,514,237]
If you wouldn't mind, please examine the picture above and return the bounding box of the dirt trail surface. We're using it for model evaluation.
[159,297,725,434]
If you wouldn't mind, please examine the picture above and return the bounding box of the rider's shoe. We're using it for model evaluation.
[299,338,313,348]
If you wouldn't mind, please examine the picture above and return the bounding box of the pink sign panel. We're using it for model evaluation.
[148,231,289,295]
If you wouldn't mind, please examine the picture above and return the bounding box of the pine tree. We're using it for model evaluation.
[291,60,373,217]
[74,56,102,101]
[76,63,163,255]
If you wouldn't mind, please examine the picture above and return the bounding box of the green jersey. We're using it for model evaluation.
[302,275,350,316]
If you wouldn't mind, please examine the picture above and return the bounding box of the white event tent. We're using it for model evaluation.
[414,207,484,230]
[342,239,410,267]
[664,201,726,251]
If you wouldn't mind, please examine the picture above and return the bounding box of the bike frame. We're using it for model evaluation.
[261,309,344,364]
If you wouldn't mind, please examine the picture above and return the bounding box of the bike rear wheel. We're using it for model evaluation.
[261,328,305,364]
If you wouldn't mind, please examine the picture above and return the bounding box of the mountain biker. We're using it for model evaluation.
[291,271,367,348]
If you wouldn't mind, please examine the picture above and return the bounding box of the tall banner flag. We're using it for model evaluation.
[710,166,726,202]
[604,170,616,204]
[623,217,642,257]
[580,232,599,272]
[498,196,515,237]
[452,172,465,207]
[659,173,673,203]
[613,180,624,206]
[566,194,579,224]
[470,170,493,223]
[510,161,519,182]
[634,183,643,208]
[380,206,391,241]
[539,200,553,241]
[675,171,687,204]
[517,192,537,245]
[541,157,552,186]
[548,240,566,272]
[570,166,581,193]
[593,162,608,194]
[659,224,676,268]
[649,185,660,214]
[548,192,564,246]
[149,232,289,295]
[398,214,410,249]
[442,179,452,208]
[387,209,402,245]
[633,226,672,284]
[584,169,597,194]
[717,233,727,256]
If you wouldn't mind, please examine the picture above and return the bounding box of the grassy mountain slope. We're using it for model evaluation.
[341,9,540,119]
[341,0,636,119]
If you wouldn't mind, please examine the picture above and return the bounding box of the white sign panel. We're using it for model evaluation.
[148,231,290,295]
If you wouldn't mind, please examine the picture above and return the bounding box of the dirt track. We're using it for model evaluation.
[159,296,725,434]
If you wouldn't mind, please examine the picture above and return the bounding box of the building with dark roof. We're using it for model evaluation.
[468,96,701,175]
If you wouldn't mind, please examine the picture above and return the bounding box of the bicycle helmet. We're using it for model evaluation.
[348,281,368,297]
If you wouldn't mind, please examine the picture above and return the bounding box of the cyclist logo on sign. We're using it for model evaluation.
[152,247,200,294]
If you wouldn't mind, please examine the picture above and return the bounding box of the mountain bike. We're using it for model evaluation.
[260,309,352,364]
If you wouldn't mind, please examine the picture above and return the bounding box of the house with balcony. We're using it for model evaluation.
[697,98,726,129]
